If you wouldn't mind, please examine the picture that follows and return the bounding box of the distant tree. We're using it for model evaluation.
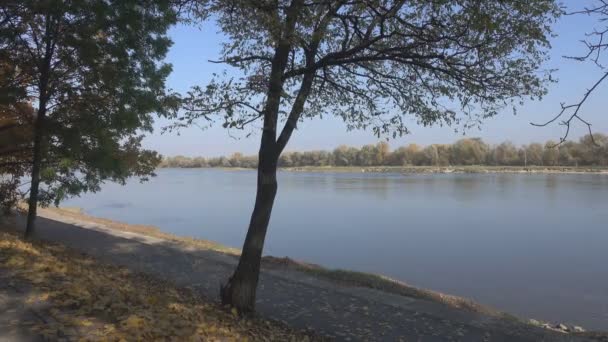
[493,142,520,166]
[387,146,406,166]
[558,141,580,166]
[543,141,560,166]
[435,144,451,166]
[192,157,208,168]
[421,145,439,166]
[451,138,489,165]
[376,141,390,165]
[278,152,294,167]
[332,145,356,166]
[524,143,544,166]
[1,0,178,237]
[357,144,380,166]
[229,152,244,167]
[578,133,608,165]
[179,0,560,311]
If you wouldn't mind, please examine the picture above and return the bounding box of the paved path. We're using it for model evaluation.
[5,211,598,341]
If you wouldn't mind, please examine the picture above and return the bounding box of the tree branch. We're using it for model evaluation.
[532,71,608,146]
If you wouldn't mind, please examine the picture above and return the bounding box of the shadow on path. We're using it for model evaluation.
[5,212,595,342]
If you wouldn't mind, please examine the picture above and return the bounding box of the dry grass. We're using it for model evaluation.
[0,225,318,341]
[38,206,241,255]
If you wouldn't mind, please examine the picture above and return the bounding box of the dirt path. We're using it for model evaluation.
[0,269,46,342]
[5,211,597,342]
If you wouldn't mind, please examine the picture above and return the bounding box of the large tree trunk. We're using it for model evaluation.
[221,148,278,312]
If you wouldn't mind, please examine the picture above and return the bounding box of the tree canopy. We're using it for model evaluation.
[179,0,559,141]
[0,0,179,229]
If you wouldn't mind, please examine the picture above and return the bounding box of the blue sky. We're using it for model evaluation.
[145,1,608,157]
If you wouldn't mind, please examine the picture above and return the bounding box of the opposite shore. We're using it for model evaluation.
[164,165,608,175]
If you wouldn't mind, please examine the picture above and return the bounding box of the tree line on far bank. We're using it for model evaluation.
[160,134,608,169]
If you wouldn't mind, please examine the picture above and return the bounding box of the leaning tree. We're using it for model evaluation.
[179,0,560,312]
[0,0,179,237]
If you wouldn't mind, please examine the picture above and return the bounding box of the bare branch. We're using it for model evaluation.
[532,71,608,146]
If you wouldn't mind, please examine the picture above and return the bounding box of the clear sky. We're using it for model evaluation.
[145,0,608,157]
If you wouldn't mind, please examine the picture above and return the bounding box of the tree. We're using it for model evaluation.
[451,138,489,165]
[332,145,357,166]
[375,141,390,165]
[493,142,519,166]
[578,133,608,165]
[558,141,579,166]
[1,0,178,237]
[543,141,559,166]
[0,48,33,214]
[357,144,379,166]
[524,143,544,166]
[421,145,439,166]
[435,144,451,166]
[179,0,559,312]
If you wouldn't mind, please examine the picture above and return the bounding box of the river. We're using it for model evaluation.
[63,168,608,330]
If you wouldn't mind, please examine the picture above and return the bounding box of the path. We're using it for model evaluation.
[4,211,598,341]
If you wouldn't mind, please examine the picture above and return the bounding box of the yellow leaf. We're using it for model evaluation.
[122,315,145,329]
[147,295,159,305]
[79,319,93,327]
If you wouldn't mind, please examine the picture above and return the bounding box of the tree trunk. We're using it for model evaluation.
[220,0,304,312]
[24,107,45,239]
[24,12,54,239]
[221,149,278,312]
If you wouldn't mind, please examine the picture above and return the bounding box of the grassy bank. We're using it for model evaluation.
[0,222,317,341]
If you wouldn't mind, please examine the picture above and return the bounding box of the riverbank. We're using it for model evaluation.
[26,207,503,316]
[2,207,606,340]
[162,165,608,174]
[282,165,608,174]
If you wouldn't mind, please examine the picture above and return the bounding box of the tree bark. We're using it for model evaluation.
[24,104,45,239]
[24,13,53,239]
[220,0,305,312]
[220,143,278,312]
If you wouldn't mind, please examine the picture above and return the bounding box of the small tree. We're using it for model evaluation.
[1,0,178,237]
[180,0,560,311]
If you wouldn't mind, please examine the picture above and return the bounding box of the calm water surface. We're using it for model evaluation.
[64,169,608,329]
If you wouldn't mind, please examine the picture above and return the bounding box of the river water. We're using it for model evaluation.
[63,168,608,329]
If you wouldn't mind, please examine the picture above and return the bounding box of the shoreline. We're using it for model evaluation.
[8,209,605,340]
[22,207,607,337]
[34,207,496,314]
[160,165,608,175]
